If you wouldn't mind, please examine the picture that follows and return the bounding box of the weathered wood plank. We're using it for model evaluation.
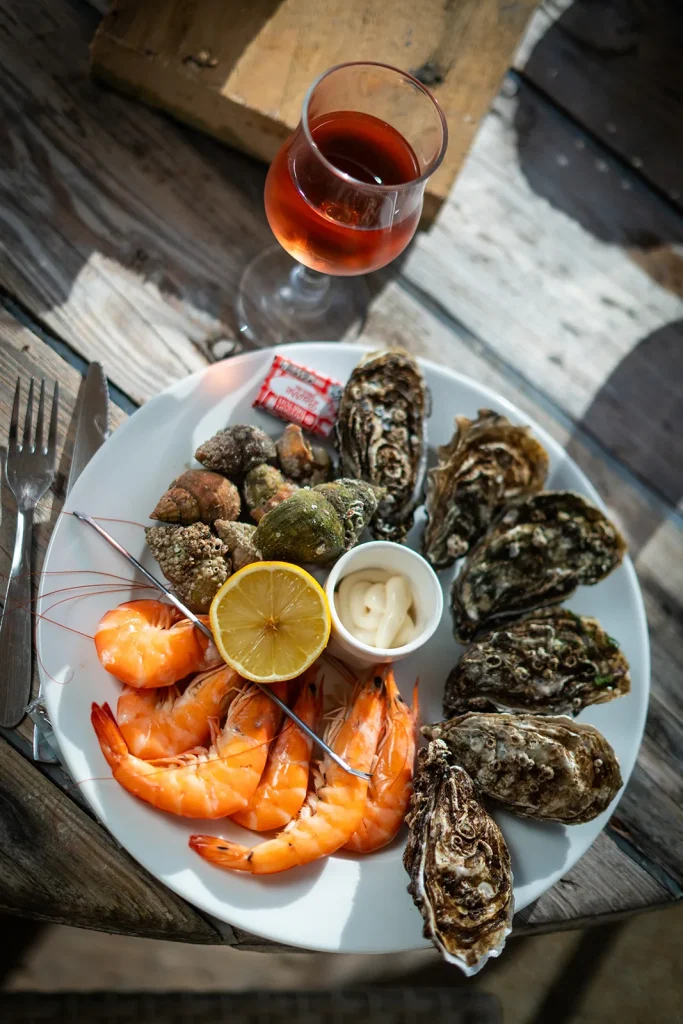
[0,0,273,402]
[0,734,221,941]
[514,832,671,932]
[516,0,683,210]
[90,0,539,224]
[402,80,683,507]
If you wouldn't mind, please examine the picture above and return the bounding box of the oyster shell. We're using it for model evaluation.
[423,410,549,568]
[451,491,627,643]
[195,424,276,476]
[404,739,514,975]
[214,520,262,571]
[150,469,240,525]
[276,424,332,485]
[425,713,623,824]
[254,489,344,565]
[335,349,429,542]
[313,479,383,550]
[145,523,230,612]
[243,464,298,522]
[443,609,631,717]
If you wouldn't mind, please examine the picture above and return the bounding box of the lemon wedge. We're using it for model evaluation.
[209,561,331,683]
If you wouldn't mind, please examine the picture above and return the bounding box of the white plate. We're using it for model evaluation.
[38,343,650,954]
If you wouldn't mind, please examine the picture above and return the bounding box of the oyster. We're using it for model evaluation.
[195,424,276,476]
[276,424,332,485]
[313,479,383,550]
[145,523,230,612]
[452,491,627,643]
[426,713,623,825]
[423,410,549,568]
[335,349,429,542]
[404,739,513,975]
[254,488,344,565]
[243,464,298,522]
[443,609,631,717]
[150,469,240,525]
[213,520,262,571]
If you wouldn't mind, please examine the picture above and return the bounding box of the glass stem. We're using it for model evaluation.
[288,263,330,308]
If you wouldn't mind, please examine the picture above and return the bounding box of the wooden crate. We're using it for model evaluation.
[91,0,538,222]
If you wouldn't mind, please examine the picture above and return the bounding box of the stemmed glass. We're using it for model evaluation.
[237,61,448,345]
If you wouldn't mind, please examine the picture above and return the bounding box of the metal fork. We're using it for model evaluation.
[0,378,59,728]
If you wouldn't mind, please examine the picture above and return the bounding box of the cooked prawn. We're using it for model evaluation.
[117,664,239,760]
[345,669,418,853]
[231,669,321,832]
[189,672,385,873]
[95,599,221,688]
[91,681,285,818]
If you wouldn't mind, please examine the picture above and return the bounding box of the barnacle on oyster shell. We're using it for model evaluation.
[214,520,262,571]
[404,739,513,975]
[150,469,240,525]
[145,523,231,612]
[425,713,623,825]
[243,464,298,522]
[313,479,383,550]
[452,491,627,643]
[444,609,631,718]
[276,424,332,485]
[335,349,429,542]
[195,424,276,476]
[254,489,344,565]
[423,410,549,568]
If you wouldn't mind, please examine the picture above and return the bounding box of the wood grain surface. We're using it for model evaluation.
[516,0,683,210]
[90,0,539,222]
[0,733,224,942]
[0,0,682,945]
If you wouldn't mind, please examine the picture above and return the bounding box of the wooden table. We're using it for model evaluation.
[1,0,682,950]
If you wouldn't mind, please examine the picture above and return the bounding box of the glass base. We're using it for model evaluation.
[237,246,369,346]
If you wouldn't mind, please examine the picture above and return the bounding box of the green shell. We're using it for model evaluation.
[313,479,383,550]
[254,489,344,565]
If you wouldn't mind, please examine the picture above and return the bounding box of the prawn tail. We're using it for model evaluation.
[91,702,128,767]
[411,678,420,723]
[189,834,253,872]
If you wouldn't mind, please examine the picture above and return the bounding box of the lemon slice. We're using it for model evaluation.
[209,561,331,683]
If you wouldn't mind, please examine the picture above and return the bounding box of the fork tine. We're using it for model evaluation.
[22,377,35,449]
[35,378,47,453]
[8,377,20,450]
[47,381,59,460]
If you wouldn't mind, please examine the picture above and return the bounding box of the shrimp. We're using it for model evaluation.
[95,599,221,688]
[189,672,385,873]
[117,664,239,760]
[344,669,418,853]
[91,681,285,818]
[231,669,321,832]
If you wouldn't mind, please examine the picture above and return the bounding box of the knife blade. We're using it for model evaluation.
[66,362,110,494]
[31,362,109,762]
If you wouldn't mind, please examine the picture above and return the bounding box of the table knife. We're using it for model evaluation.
[30,362,109,762]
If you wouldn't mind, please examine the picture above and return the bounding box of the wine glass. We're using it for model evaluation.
[237,61,448,345]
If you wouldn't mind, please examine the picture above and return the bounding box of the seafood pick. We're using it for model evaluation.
[426,713,623,825]
[452,491,627,642]
[404,740,514,975]
[336,349,430,542]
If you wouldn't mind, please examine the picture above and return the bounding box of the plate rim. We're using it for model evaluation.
[39,341,650,953]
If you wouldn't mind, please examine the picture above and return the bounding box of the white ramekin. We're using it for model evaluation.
[324,541,443,667]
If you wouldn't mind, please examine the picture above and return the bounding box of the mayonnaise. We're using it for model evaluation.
[335,568,418,649]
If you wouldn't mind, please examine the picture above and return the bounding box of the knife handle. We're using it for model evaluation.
[0,507,34,727]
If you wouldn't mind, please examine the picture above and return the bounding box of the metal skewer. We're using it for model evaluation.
[72,511,371,780]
